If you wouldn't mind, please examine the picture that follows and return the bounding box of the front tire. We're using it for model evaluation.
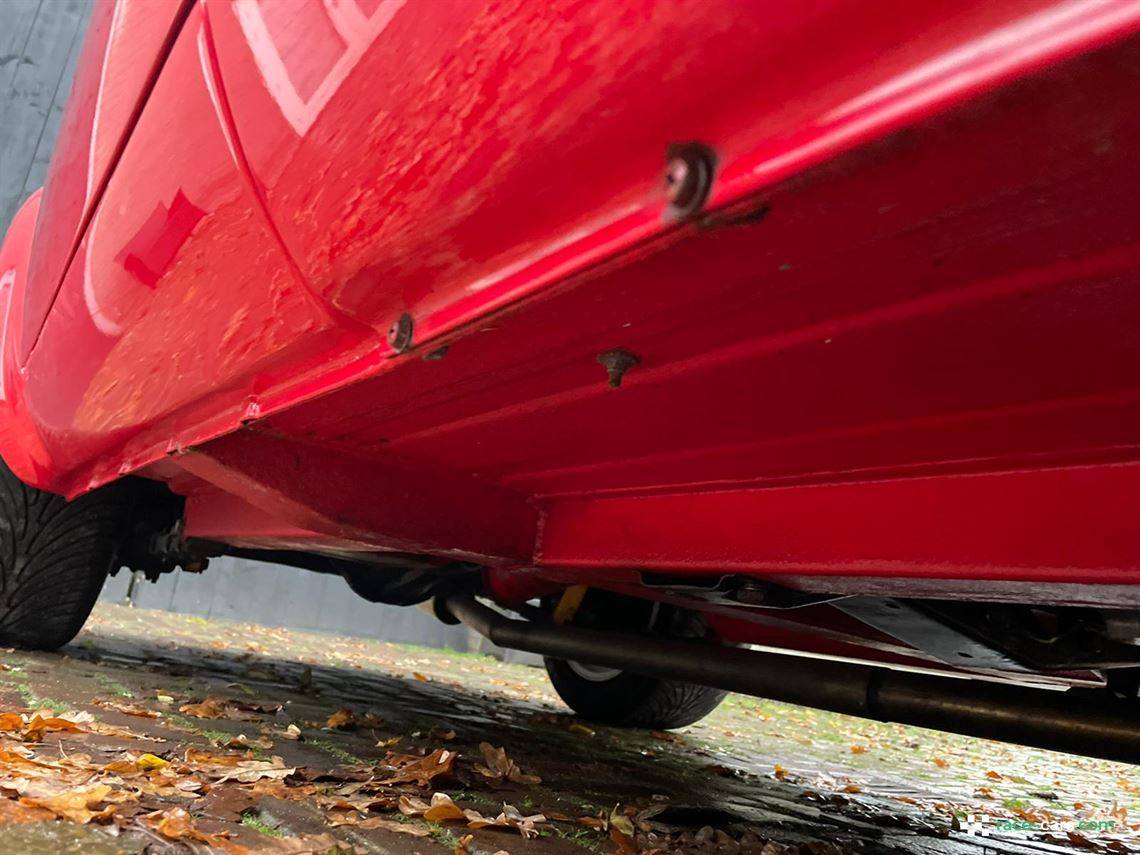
[0,460,128,650]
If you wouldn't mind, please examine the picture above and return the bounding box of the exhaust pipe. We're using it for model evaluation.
[440,593,1139,763]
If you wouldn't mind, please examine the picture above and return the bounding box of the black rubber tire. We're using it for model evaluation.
[543,591,727,729]
[0,458,128,650]
[544,656,727,729]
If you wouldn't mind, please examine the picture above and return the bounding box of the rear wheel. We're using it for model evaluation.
[543,592,727,729]
[0,459,129,650]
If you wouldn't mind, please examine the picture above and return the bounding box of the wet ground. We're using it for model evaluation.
[0,602,1135,854]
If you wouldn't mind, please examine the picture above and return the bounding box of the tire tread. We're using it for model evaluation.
[0,460,127,650]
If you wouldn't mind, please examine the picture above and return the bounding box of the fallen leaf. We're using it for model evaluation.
[475,743,541,785]
[985,770,1003,781]
[850,744,868,754]
[379,749,457,787]
[178,695,273,722]
[357,816,429,835]
[92,699,161,719]
[1068,831,1101,850]
[214,760,296,784]
[456,833,474,855]
[20,783,118,824]
[610,827,638,854]
[400,794,544,838]
[0,798,55,824]
[424,793,466,822]
[136,753,169,771]
[609,805,634,837]
[467,803,546,838]
[143,807,231,847]
[0,712,25,731]
[933,758,949,769]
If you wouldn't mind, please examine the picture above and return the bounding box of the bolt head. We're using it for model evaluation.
[663,144,714,218]
[665,157,691,202]
[388,313,414,353]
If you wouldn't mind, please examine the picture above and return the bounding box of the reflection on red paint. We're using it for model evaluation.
[115,191,205,289]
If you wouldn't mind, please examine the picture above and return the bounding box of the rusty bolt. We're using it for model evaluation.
[597,349,640,388]
[388,313,414,353]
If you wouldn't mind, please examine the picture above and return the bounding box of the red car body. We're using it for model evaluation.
[3,0,1140,682]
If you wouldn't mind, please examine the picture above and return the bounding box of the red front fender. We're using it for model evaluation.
[0,191,55,489]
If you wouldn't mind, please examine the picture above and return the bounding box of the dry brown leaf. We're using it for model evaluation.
[144,807,232,847]
[379,748,457,787]
[933,758,949,768]
[19,783,119,824]
[184,747,245,766]
[92,698,161,719]
[400,794,543,838]
[178,697,229,719]
[985,770,1003,780]
[474,743,541,785]
[424,793,466,822]
[0,712,25,731]
[610,827,638,854]
[467,803,545,838]
[1068,831,1101,850]
[224,733,274,750]
[456,833,474,855]
[213,759,296,784]
[357,816,429,835]
[0,798,55,824]
[325,708,383,730]
[849,744,868,754]
[86,720,156,741]
[399,795,431,816]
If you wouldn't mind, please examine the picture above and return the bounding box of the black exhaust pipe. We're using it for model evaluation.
[440,593,1139,763]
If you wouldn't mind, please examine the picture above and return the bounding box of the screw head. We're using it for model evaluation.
[664,157,691,203]
[388,313,414,353]
[663,143,715,220]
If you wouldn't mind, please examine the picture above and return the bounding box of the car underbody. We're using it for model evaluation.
[1,0,1139,759]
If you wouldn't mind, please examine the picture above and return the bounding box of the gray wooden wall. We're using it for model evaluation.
[0,0,90,233]
[0,0,522,658]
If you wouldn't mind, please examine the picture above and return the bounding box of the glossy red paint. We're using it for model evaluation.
[20,7,366,487]
[21,0,196,363]
[0,0,1139,632]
